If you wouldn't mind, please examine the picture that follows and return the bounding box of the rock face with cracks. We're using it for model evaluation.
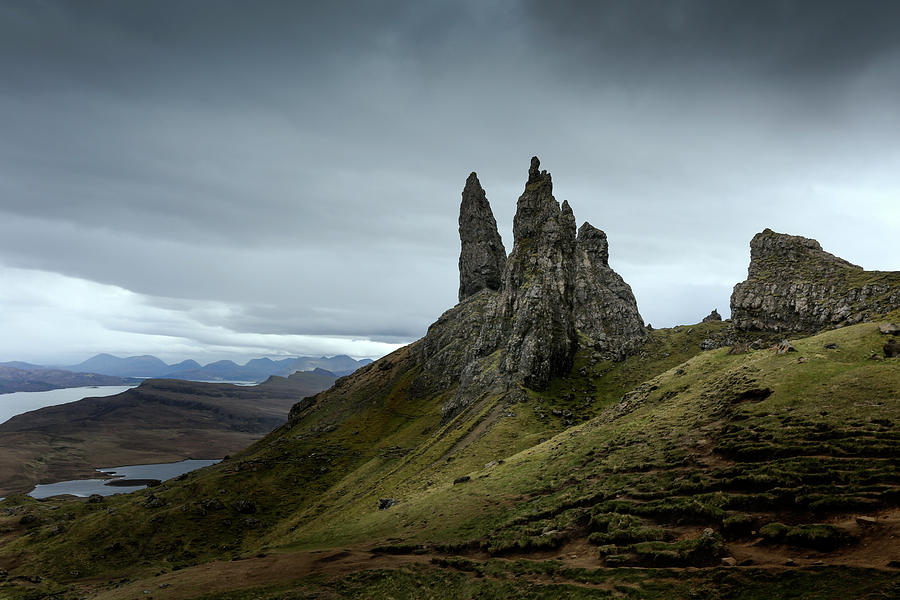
[573,223,647,359]
[730,229,900,333]
[417,157,646,422]
[458,172,506,302]
[495,158,578,390]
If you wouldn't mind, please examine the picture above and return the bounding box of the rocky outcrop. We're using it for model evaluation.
[702,309,722,323]
[574,223,646,359]
[458,173,506,302]
[419,157,646,422]
[731,229,900,333]
[496,158,578,388]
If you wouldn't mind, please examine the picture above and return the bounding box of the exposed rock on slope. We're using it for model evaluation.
[702,309,722,323]
[731,229,900,332]
[458,173,506,301]
[574,223,646,359]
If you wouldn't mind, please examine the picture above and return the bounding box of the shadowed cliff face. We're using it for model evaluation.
[574,223,647,359]
[731,228,900,332]
[420,157,646,422]
[458,173,506,302]
[497,160,578,389]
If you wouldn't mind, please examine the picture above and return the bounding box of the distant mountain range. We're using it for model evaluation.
[66,353,372,380]
[2,353,373,385]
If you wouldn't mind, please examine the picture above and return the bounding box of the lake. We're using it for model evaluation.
[0,385,138,426]
[28,458,221,499]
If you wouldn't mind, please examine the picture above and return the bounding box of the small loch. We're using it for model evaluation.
[27,458,220,499]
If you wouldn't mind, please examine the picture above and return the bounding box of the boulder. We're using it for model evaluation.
[378,498,397,510]
[879,323,900,336]
[776,340,796,354]
[700,339,718,351]
[201,498,225,511]
[885,338,900,358]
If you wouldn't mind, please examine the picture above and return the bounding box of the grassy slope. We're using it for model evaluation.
[1,317,898,598]
[281,317,899,551]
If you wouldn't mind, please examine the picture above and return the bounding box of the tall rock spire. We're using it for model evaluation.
[498,157,578,389]
[458,172,506,302]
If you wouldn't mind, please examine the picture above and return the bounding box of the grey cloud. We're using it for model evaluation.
[0,1,898,362]
[522,1,900,82]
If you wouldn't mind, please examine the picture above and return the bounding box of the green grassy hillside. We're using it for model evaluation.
[1,316,898,599]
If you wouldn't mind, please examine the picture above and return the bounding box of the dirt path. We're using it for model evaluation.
[80,549,431,600]
[73,509,900,600]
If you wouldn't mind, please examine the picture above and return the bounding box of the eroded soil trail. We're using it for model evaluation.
[78,510,900,600]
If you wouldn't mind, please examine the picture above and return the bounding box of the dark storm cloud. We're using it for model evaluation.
[524,1,900,82]
[0,1,898,361]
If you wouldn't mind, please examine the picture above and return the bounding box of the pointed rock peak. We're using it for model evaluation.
[576,222,609,267]
[512,157,565,246]
[498,157,578,390]
[560,200,575,230]
[527,155,550,187]
[527,156,540,183]
[458,170,506,302]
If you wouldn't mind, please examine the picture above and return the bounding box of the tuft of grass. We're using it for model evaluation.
[759,522,855,551]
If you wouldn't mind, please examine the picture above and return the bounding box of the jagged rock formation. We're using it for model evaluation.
[495,158,578,388]
[731,229,900,332]
[419,157,645,421]
[702,309,722,323]
[458,173,506,301]
[574,223,646,359]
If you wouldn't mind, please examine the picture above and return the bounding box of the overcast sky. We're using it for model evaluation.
[1,0,898,365]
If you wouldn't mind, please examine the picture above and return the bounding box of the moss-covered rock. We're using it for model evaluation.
[731,229,900,332]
